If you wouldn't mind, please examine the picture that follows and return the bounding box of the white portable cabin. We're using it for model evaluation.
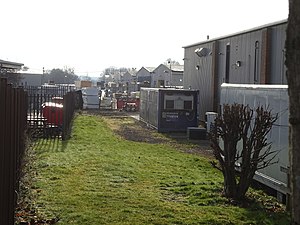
[81,87,99,109]
[220,83,289,197]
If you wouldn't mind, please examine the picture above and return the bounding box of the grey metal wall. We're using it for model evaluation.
[220,83,289,194]
[171,72,183,87]
[183,21,287,121]
[139,88,159,128]
[183,42,214,122]
[216,30,262,84]
[269,23,287,84]
[20,73,43,87]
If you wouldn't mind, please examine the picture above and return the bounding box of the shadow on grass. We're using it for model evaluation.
[239,199,290,225]
[160,180,290,224]
[33,137,68,152]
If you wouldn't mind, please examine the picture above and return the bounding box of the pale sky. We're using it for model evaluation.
[0,0,288,77]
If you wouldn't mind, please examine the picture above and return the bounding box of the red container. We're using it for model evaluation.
[117,98,126,109]
[42,102,63,126]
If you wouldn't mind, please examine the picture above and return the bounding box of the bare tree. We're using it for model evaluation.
[286,0,300,224]
[210,103,278,201]
[165,59,181,66]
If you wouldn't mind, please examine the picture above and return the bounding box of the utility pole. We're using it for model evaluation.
[41,67,44,86]
[168,59,172,87]
[286,0,300,224]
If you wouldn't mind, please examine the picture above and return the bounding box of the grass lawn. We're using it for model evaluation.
[27,114,290,225]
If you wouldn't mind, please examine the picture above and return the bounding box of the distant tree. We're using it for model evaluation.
[165,58,180,66]
[104,67,118,75]
[119,67,129,73]
[46,67,78,84]
[210,103,278,201]
[103,67,132,75]
[285,0,300,224]
[129,67,137,74]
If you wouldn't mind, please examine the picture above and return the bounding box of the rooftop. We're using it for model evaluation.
[0,59,24,70]
[183,19,287,48]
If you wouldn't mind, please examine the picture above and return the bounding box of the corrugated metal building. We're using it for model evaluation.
[19,73,43,87]
[136,66,155,84]
[151,64,184,88]
[183,19,287,121]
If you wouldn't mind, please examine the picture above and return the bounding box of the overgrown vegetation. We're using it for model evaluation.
[15,139,60,224]
[18,114,289,224]
[210,103,278,201]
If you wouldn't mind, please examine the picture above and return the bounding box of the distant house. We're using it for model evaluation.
[120,71,139,93]
[151,64,183,88]
[122,71,133,83]
[136,67,155,84]
[183,19,287,121]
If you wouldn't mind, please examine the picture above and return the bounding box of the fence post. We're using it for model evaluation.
[0,78,7,225]
[62,92,76,141]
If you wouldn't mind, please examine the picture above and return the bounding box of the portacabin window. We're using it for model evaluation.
[184,100,193,110]
[165,100,174,109]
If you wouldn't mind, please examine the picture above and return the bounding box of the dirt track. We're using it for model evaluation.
[83,109,214,158]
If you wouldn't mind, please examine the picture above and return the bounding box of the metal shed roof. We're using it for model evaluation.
[183,19,287,48]
[0,59,24,69]
[171,65,184,72]
[145,67,156,72]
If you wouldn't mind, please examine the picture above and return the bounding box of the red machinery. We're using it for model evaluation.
[117,97,140,111]
[52,96,64,104]
[42,102,63,126]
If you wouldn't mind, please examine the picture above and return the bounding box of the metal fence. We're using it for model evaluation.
[0,78,27,225]
[0,80,79,224]
[62,91,76,140]
[26,85,78,139]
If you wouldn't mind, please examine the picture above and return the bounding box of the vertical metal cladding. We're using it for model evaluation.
[183,20,287,121]
[183,42,214,122]
[220,83,289,195]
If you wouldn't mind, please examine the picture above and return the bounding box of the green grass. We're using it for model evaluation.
[30,114,290,225]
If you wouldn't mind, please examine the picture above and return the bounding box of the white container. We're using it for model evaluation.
[205,112,218,133]
[81,87,99,109]
[220,83,289,195]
